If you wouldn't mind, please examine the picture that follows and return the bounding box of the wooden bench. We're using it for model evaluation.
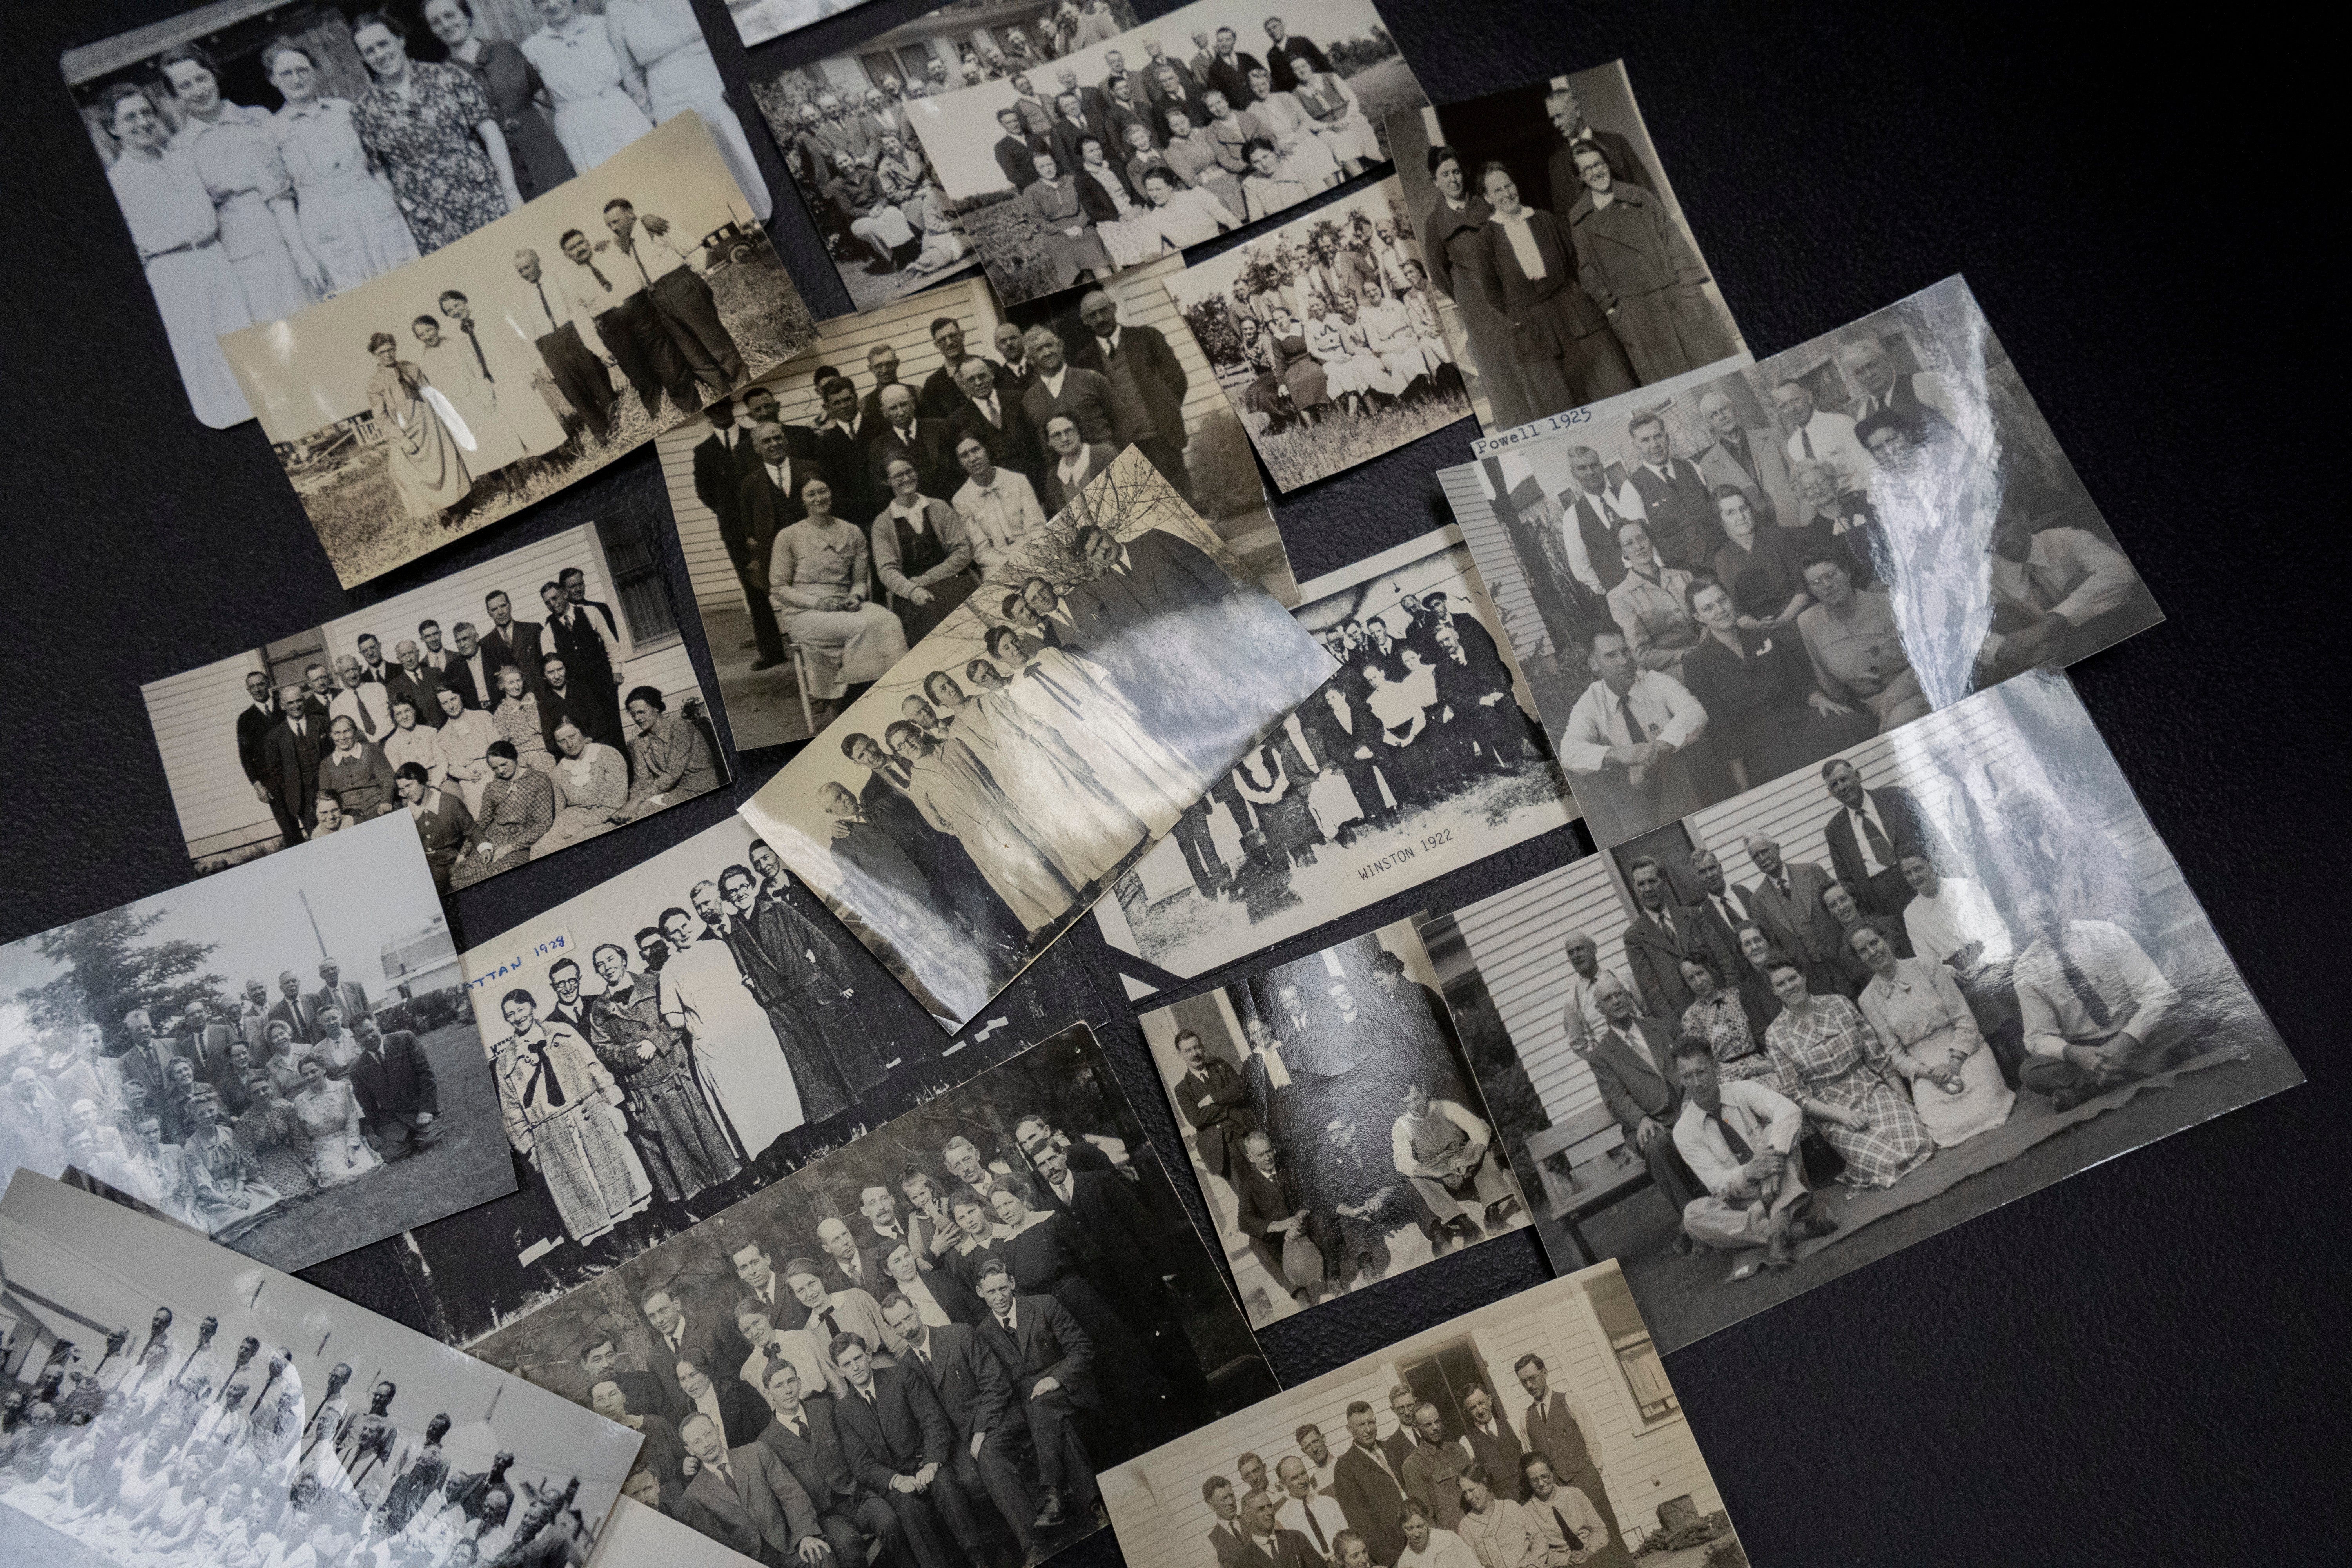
[1522,1105,1655,1267]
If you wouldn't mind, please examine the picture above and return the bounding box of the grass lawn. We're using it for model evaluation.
[1233,370,1474,490]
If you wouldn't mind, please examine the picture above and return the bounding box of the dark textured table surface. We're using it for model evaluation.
[3,2,2341,1562]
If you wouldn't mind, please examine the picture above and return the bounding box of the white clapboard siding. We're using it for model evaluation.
[141,524,690,864]
[1453,858,1633,1132]
[1441,463,1552,670]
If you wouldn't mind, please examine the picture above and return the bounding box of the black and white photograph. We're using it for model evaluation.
[1104,1258,1742,1568]
[219,113,815,586]
[1441,276,2167,851]
[1417,669,2303,1354]
[0,1171,641,1568]
[903,0,1424,307]
[138,519,727,888]
[0,814,513,1275]
[64,0,773,431]
[1093,526,1571,992]
[1382,62,1745,437]
[737,446,1336,1032]
[654,260,1295,753]
[1161,176,1473,491]
[729,0,884,51]
[466,1022,1278,1568]
[1138,922,1530,1329]
[747,0,1142,312]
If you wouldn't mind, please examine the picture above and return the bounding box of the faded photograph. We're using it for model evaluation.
[729,0,884,51]
[64,0,771,429]
[0,1172,639,1568]
[1139,922,1529,1328]
[1419,670,2302,1353]
[1443,277,2164,850]
[0,815,512,1274]
[468,1024,1277,1568]
[1384,62,1744,435]
[737,447,1334,1031]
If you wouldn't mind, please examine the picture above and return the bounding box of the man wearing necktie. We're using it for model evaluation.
[235,668,315,846]
[2008,889,2187,1112]
[1556,628,1708,845]
[1740,836,1845,993]
[328,655,394,741]
[738,421,817,624]
[1457,1388,1525,1504]
[1770,379,1869,493]
[880,1294,1038,1559]
[1329,1402,1409,1566]
[605,197,742,401]
[755,1359,899,1567]
[828,1334,984,1568]
[697,398,788,671]
[1835,336,1960,429]
[1678,850,1752,966]
[558,226,689,421]
[267,970,319,1045]
[1670,1041,1827,1274]
[817,1216,875,1296]
[950,357,1045,487]
[1520,1454,1624,1568]
[1557,446,1643,594]
[1623,414,1720,572]
[513,245,617,444]
[1515,1357,1623,1564]
[1581,977,1705,1252]
[1274,1456,1349,1563]
[1233,1485,1323,1568]
[973,1262,1098,1529]
[114,1007,190,1112]
[676,1408,834,1568]
[539,579,626,752]
[1820,759,1933,919]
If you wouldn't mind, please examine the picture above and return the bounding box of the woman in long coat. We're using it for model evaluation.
[583,943,740,1202]
[1474,162,1635,412]
[492,989,652,1243]
[886,719,1075,936]
[1024,151,1112,289]
[1563,145,1737,383]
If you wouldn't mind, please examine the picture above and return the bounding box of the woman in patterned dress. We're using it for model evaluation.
[1241,67,1340,192]
[288,1056,381,1190]
[1760,957,1933,1190]
[422,0,575,201]
[232,1071,318,1201]
[1676,954,1786,1095]
[349,12,521,253]
[1851,924,2015,1148]
[158,46,322,320]
[261,40,420,293]
[488,664,559,774]
[606,0,771,216]
[522,0,657,175]
[492,988,652,1245]
[583,939,739,1203]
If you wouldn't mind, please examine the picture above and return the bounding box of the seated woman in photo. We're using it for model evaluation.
[1040,415,1118,515]
[1073,134,1156,268]
[1605,521,1699,677]
[621,686,719,819]
[1676,953,1787,1095]
[287,1055,380,1190]
[1710,486,1813,632]
[1851,922,2015,1148]
[1241,67,1341,192]
[318,715,397,821]
[951,434,1047,572]
[1290,65,1379,174]
[1680,577,1876,792]
[394,761,476,895]
[430,684,500,816]
[450,741,555,888]
[1761,957,1933,1191]
[1136,166,1240,252]
[381,694,442,786]
[1264,307,1333,428]
[1023,150,1111,291]
[871,454,978,644]
[1822,879,1911,994]
[1796,550,1928,733]
[1239,137,1316,223]
[488,663,559,774]
[1791,459,1882,584]
[233,1071,318,1201]
[1161,105,1244,216]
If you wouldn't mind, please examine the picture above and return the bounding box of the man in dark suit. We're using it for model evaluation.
[1200,1475,1250,1566]
[309,958,372,1031]
[112,1006,196,1124]
[1820,759,1935,918]
[947,357,1044,485]
[1201,27,1264,111]
[382,641,446,731]
[1232,1129,1324,1309]
[353,632,394,688]
[829,1334,984,1568]
[541,579,624,749]
[1622,857,1737,1019]
[993,107,1046,192]
[1018,329,1120,449]
[855,343,913,441]
[697,399,789,672]
[1514,1353,1624,1559]
[447,624,497,713]
[234,671,314,845]
[584,1328,675,1424]
[347,1015,443,1161]
[1171,1029,1257,1184]
[479,590,548,699]
[815,1216,886,1299]
[1069,290,1193,503]
[1458,1386,1525,1501]
[1260,19,1332,92]
[1230,1486,1323,1568]
[741,418,826,608]
[1379,1387,1423,1481]
[810,377,879,522]
[644,1287,753,1420]
[675,1408,835,1568]
[916,317,1003,421]
[1583,976,1703,1249]
[1622,413,1718,572]
[973,1263,1098,1526]
[882,1295,1038,1559]
[1742,836,1847,994]
[266,970,320,1046]
[865,383,956,497]
[1679,848,1753,969]
[753,1359,899,1568]
[1329,1402,1409,1567]
[1543,82,1655,218]
[559,567,620,643]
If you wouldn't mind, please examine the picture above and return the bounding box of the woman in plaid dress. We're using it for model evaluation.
[1761,956,1932,1189]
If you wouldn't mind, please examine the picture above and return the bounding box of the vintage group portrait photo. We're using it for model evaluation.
[653,259,1295,754]
[466,1023,1278,1568]
[138,518,726,889]
[218,113,814,585]
[1416,670,2303,1353]
[1104,1258,1742,1568]
[1442,275,2166,850]
[1093,526,1571,993]
[901,0,1426,306]
[0,814,514,1274]
[736,446,1335,1032]
[1160,176,1475,492]
[1136,921,1530,1328]
[65,0,773,430]
[0,1171,642,1568]
[1383,62,1745,436]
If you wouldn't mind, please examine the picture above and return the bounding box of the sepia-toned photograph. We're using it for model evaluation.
[467,1022,1278,1568]
[904,0,1425,307]
[0,1171,641,1568]
[64,0,773,430]
[220,113,815,586]
[1417,670,2303,1354]
[1094,527,1571,993]
[0,815,513,1275]
[737,446,1335,1032]
[654,259,1294,753]
[1161,176,1473,491]
[1138,922,1530,1329]
[138,519,726,888]
[1442,276,2166,851]
[1383,62,1745,436]
[1104,1258,1743,1568]
[747,0,1142,311]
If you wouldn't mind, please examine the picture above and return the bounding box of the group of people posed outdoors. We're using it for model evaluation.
[982,18,1385,289]
[568,1118,1209,1567]
[0,958,442,1246]
[778,90,971,282]
[1163,942,1524,1318]
[88,0,765,428]
[1,1305,589,1567]
[232,571,719,891]
[1186,1357,1633,1568]
[694,300,1199,730]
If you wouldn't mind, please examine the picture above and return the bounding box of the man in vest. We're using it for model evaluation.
[539,579,626,755]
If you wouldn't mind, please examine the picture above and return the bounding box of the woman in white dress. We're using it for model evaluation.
[983,627,1199,828]
[886,720,1075,937]
[929,667,1147,887]
[522,0,657,173]
[159,46,323,320]
[1851,923,2014,1147]
[381,691,443,784]
[261,40,419,294]
[287,1056,380,1189]
[1241,67,1340,191]
[606,0,772,216]
[98,84,254,428]
[413,307,566,477]
[1357,280,1431,396]
[657,908,804,1164]
[1136,165,1240,252]
[431,686,500,815]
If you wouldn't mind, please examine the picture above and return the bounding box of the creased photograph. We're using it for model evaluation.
[220,112,814,586]
[468,1022,1277,1568]
[1094,526,1571,993]
[1160,176,1473,491]
[138,520,726,887]
[1417,669,2302,1354]
[1383,62,1745,436]
[0,814,513,1275]
[1137,921,1530,1329]
[1104,1258,1742,1568]
[655,258,1293,753]
[0,1171,641,1568]
[737,446,1335,1032]
[1442,276,2165,851]
[63,0,773,430]
[905,0,1424,307]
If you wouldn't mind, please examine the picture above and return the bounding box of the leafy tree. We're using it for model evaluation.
[14,907,226,1054]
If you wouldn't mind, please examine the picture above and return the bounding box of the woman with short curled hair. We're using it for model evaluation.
[260,38,419,293]
[348,9,521,251]
[1794,549,1927,732]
